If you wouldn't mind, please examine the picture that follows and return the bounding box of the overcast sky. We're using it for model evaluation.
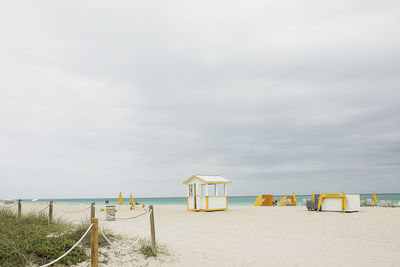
[1,1,399,199]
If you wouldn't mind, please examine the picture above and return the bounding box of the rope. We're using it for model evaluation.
[127,214,149,249]
[95,206,149,220]
[1,203,49,215]
[21,204,49,214]
[34,205,49,213]
[39,223,94,267]
[100,227,114,246]
[99,212,150,249]
[0,203,18,208]
[53,205,91,213]
[108,210,150,220]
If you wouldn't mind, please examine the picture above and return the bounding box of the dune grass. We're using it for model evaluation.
[0,208,88,267]
[138,243,157,258]
[134,239,169,259]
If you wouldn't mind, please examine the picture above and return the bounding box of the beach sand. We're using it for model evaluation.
[12,204,400,266]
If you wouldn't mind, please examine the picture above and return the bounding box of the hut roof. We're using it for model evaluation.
[183,175,231,184]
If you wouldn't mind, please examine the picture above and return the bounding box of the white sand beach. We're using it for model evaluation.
[12,204,400,267]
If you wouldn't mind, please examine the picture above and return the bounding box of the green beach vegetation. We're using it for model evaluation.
[0,208,90,267]
[0,207,169,266]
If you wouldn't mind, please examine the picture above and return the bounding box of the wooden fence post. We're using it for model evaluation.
[149,205,156,254]
[91,202,95,219]
[49,200,53,224]
[18,199,22,219]
[91,218,98,267]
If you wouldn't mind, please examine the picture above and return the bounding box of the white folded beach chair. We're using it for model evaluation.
[386,200,394,207]
[380,200,386,207]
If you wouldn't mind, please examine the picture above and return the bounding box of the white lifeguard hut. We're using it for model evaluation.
[183,174,231,211]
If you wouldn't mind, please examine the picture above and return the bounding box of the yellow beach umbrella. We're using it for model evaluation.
[118,192,123,205]
[130,194,135,207]
[373,192,378,206]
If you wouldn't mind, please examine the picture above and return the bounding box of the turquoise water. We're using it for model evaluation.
[20,194,400,206]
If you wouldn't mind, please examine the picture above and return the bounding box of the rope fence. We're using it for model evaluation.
[39,222,94,267]
[94,207,149,220]
[100,211,151,249]
[106,210,150,220]
[0,203,18,208]
[34,205,50,213]
[99,227,114,246]
[53,205,91,213]
[2,203,49,213]
[1,200,157,266]
[127,214,150,249]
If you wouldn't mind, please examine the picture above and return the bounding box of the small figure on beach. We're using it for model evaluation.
[272,200,278,206]
[105,200,109,205]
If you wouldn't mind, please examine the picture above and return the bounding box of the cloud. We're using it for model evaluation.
[0,0,399,198]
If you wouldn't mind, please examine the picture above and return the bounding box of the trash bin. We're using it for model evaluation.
[314,194,320,210]
[106,205,115,221]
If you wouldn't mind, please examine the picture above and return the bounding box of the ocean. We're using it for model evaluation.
[20,193,400,206]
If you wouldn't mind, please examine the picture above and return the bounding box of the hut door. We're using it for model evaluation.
[193,184,197,209]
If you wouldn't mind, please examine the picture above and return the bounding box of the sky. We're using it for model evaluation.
[1,1,400,199]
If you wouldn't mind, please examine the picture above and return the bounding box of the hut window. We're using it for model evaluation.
[217,184,225,196]
[189,184,193,197]
[208,184,216,196]
[201,184,206,196]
